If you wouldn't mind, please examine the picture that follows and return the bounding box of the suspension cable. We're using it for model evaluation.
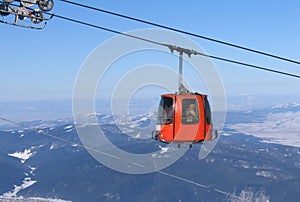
[1,0,299,79]
[50,13,300,79]
[59,0,300,65]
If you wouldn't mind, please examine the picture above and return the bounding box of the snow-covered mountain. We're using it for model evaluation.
[227,102,300,148]
[0,104,299,202]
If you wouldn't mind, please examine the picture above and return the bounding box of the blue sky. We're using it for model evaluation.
[1,0,300,102]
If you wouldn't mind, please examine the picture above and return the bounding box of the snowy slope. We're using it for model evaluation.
[227,103,300,148]
[0,106,299,202]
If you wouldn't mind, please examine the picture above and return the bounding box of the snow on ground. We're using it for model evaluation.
[221,132,232,136]
[0,167,71,202]
[159,145,169,154]
[49,144,55,150]
[2,177,37,198]
[102,192,120,201]
[230,189,270,202]
[152,146,172,158]
[0,196,72,202]
[64,125,73,130]
[228,111,300,148]
[256,171,277,179]
[29,166,37,175]
[272,102,300,109]
[64,125,74,132]
[8,149,35,163]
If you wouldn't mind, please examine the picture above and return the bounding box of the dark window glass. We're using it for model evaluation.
[204,97,212,124]
[157,97,173,124]
[182,99,199,124]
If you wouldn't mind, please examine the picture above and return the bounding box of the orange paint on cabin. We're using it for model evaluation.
[153,93,213,143]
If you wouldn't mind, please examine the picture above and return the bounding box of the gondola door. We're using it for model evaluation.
[155,94,175,142]
[173,94,206,142]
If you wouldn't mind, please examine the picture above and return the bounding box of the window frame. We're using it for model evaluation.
[157,97,174,125]
[181,98,199,125]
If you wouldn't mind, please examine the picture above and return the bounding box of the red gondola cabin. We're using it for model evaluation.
[152,92,216,144]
